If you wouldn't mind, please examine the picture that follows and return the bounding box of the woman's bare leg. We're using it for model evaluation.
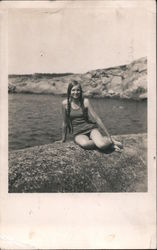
[90,128,112,150]
[74,134,96,150]
[74,130,123,152]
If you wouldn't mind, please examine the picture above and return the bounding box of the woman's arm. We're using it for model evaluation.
[61,100,68,142]
[85,98,113,142]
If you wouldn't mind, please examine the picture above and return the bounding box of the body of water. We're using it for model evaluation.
[9,94,147,151]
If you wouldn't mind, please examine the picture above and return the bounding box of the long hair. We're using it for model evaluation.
[66,80,88,133]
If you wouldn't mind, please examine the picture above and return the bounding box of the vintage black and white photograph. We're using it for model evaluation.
[0,0,156,249]
[8,3,148,193]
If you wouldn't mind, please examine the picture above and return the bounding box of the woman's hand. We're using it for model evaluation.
[56,138,66,143]
[61,138,66,143]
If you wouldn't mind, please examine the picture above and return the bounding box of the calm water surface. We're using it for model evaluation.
[9,94,147,151]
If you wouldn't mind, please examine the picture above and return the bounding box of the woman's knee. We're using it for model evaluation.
[76,140,87,148]
[74,135,89,148]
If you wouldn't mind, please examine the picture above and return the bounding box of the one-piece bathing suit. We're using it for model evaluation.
[70,105,98,136]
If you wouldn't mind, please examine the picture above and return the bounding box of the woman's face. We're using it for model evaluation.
[71,85,81,99]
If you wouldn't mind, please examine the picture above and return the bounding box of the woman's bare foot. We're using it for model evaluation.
[112,139,123,149]
[114,144,123,152]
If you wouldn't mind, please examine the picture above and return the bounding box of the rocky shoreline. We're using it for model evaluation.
[9,133,147,193]
[8,57,147,100]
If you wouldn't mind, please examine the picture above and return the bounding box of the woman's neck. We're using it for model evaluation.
[71,99,80,105]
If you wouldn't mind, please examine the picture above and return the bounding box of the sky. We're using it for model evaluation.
[8,1,148,74]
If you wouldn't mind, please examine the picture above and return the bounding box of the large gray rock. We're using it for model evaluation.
[8,57,147,100]
[9,133,147,193]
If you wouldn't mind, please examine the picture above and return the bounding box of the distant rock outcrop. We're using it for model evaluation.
[8,57,147,100]
[9,133,147,193]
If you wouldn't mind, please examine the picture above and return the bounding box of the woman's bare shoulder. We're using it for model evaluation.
[62,99,67,108]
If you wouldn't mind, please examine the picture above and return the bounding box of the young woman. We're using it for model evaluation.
[61,80,123,152]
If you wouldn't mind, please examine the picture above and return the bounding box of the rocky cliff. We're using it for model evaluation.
[9,133,147,193]
[9,57,147,100]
